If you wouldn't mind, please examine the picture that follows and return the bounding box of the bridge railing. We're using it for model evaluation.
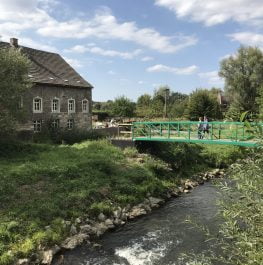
[132,121,263,146]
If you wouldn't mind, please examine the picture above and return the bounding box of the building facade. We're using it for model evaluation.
[0,38,93,133]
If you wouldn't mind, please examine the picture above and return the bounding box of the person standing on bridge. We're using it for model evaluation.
[197,117,203,139]
[203,116,210,138]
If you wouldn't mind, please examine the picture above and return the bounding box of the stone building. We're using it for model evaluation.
[0,38,93,133]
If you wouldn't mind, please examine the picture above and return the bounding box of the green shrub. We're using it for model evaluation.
[89,202,113,216]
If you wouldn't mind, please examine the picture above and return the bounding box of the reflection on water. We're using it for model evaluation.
[53,182,222,265]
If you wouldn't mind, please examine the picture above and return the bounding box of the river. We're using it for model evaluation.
[53,182,223,265]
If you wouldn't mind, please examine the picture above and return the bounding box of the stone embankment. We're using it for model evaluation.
[16,168,225,265]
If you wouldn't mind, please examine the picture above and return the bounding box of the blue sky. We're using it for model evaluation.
[1,0,263,101]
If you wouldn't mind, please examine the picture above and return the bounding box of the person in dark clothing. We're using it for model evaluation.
[203,116,209,138]
[197,117,203,139]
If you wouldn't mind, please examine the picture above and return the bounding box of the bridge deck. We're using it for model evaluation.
[132,121,261,147]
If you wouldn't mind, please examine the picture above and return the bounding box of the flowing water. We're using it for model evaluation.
[53,182,223,265]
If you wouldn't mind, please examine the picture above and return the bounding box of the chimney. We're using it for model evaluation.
[10,38,18,47]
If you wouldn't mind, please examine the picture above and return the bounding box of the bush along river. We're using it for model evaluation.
[52,170,225,265]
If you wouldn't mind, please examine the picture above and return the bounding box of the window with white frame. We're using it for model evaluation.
[33,120,42,132]
[33,97,42,113]
[51,119,59,129]
[52,98,60,112]
[82,99,89,113]
[67,119,74,129]
[68,99,75,113]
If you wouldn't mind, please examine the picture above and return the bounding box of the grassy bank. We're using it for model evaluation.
[0,140,244,264]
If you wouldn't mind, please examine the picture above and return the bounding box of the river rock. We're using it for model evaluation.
[41,245,61,265]
[113,218,122,226]
[98,213,107,222]
[16,259,30,265]
[148,197,164,208]
[211,168,221,176]
[70,224,78,235]
[178,186,184,193]
[143,204,152,213]
[62,234,89,250]
[184,189,191,194]
[198,179,205,185]
[184,180,194,189]
[120,212,128,221]
[75,217,82,224]
[80,224,96,235]
[94,222,108,237]
[104,219,115,229]
[128,206,147,219]
[122,204,131,213]
[41,250,53,265]
[113,207,122,219]
[170,190,179,197]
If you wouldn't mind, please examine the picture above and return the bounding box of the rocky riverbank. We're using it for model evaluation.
[16,168,225,265]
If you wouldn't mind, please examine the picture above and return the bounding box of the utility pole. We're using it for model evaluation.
[164,87,170,118]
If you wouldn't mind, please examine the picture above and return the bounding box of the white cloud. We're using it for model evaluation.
[0,1,197,53]
[141,56,154,62]
[147,64,198,75]
[138,80,146,85]
[155,0,263,26]
[228,32,263,49]
[66,45,142,59]
[37,11,197,53]
[198,71,224,85]
[63,56,83,68]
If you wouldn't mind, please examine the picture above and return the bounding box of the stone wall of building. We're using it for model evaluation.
[18,84,92,131]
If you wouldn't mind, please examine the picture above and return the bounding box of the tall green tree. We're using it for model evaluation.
[187,89,221,120]
[136,94,152,117]
[219,46,263,118]
[111,96,135,118]
[168,92,188,118]
[0,48,31,137]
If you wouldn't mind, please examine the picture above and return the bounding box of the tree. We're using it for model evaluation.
[111,96,135,118]
[168,92,188,118]
[219,46,263,118]
[136,94,152,117]
[0,47,31,137]
[187,89,221,120]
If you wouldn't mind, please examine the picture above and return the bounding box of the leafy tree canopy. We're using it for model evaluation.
[0,48,31,137]
[111,96,135,118]
[187,89,221,120]
[219,46,263,117]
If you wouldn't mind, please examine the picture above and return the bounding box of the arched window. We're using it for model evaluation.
[68,98,75,113]
[33,97,42,113]
[51,97,60,113]
[82,99,89,113]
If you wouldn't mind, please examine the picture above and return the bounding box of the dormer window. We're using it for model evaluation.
[33,97,42,113]
[52,98,60,113]
[68,99,75,113]
[82,99,89,113]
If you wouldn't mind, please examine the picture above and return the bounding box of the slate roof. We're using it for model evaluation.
[0,41,93,89]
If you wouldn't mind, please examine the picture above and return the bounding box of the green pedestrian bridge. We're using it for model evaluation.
[131,121,262,147]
